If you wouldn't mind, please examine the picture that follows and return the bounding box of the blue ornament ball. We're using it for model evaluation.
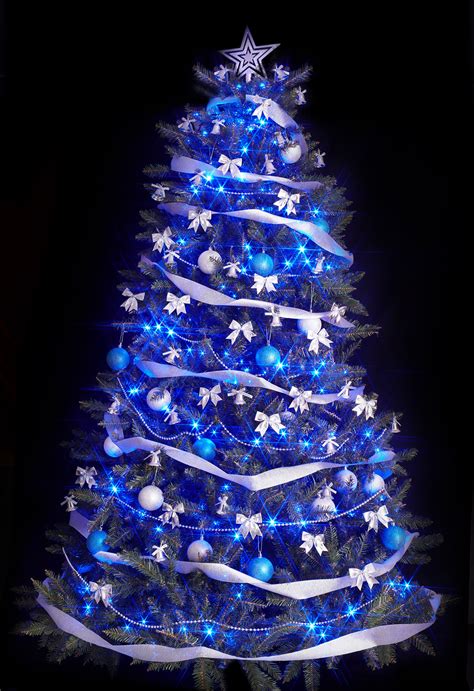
[362,472,385,495]
[106,346,130,371]
[86,530,109,555]
[247,556,274,582]
[192,437,217,461]
[315,217,330,233]
[250,252,274,277]
[255,345,281,367]
[381,525,406,551]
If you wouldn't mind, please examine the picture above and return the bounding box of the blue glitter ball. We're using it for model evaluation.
[381,525,407,551]
[247,556,274,582]
[316,218,330,233]
[86,530,109,555]
[255,345,281,367]
[106,347,130,371]
[192,438,217,461]
[250,252,274,277]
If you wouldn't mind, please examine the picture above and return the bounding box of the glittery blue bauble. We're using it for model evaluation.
[255,345,281,367]
[106,347,130,371]
[250,253,274,277]
[381,525,406,551]
[86,530,109,555]
[362,472,385,495]
[192,438,217,461]
[247,557,274,582]
[316,218,330,233]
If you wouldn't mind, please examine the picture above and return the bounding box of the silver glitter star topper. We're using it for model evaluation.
[220,27,279,83]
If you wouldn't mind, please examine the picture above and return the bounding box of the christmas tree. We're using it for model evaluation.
[17,29,446,688]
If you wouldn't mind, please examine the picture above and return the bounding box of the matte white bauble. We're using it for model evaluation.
[198,249,222,275]
[297,316,322,335]
[362,472,386,495]
[146,387,171,411]
[280,141,302,164]
[311,496,336,517]
[138,485,164,511]
[186,539,213,562]
[103,436,123,457]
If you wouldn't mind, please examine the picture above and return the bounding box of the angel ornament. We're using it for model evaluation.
[216,494,230,515]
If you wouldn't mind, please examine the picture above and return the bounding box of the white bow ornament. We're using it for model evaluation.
[251,273,278,295]
[121,288,145,313]
[177,116,195,132]
[273,188,300,215]
[288,386,313,414]
[198,384,222,409]
[352,394,377,420]
[348,563,379,590]
[152,227,174,253]
[363,505,394,532]
[159,502,185,528]
[254,411,285,437]
[329,303,347,323]
[75,466,97,489]
[226,320,255,344]
[188,208,213,232]
[307,327,332,355]
[252,98,272,120]
[164,292,191,315]
[217,154,242,178]
[89,582,113,607]
[300,531,327,556]
[236,512,263,540]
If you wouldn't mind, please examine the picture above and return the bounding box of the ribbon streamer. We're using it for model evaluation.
[159,202,353,265]
[103,416,395,492]
[37,589,440,662]
[171,155,323,192]
[142,261,354,328]
[135,360,364,407]
[69,511,417,601]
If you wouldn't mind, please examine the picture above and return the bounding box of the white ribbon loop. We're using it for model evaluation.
[300,532,327,556]
[226,320,256,344]
[198,384,222,409]
[273,188,300,215]
[254,411,285,436]
[188,208,213,232]
[352,394,378,420]
[121,288,145,313]
[164,292,191,315]
[217,154,242,177]
[236,512,263,539]
[89,582,113,607]
[251,273,278,294]
[363,505,393,532]
[159,502,185,528]
[348,563,379,590]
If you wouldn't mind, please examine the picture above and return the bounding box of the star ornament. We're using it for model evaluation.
[220,28,279,83]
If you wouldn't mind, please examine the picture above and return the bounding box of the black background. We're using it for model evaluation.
[1,3,470,690]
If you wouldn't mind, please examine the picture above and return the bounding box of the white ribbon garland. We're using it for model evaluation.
[171,155,323,192]
[145,262,354,327]
[134,360,365,407]
[158,202,353,265]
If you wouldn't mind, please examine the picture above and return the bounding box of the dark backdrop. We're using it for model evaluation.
[1,4,470,691]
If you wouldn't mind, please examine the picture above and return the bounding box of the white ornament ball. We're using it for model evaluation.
[311,496,336,517]
[146,387,171,411]
[103,436,123,457]
[280,141,302,164]
[198,249,222,275]
[362,472,386,495]
[334,468,358,493]
[186,539,213,562]
[138,485,164,511]
[297,316,322,335]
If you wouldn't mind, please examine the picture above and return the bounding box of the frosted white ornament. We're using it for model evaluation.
[146,387,171,411]
[103,436,123,458]
[311,495,336,518]
[138,485,164,511]
[334,468,358,493]
[297,316,322,335]
[280,141,302,164]
[186,539,213,562]
[198,249,222,275]
[362,472,385,495]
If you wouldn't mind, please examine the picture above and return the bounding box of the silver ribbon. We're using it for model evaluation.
[89,582,113,607]
[198,384,222,409]
[251,273,278,294]
[352,394,378,420]
[226,320,256,344]
[164,292,191,315]
[75,466,97,489]
[159,502,184,528]
[158,202,353,264]
[348,564,379,591]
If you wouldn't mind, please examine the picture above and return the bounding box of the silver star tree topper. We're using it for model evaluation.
[220,27,279,83]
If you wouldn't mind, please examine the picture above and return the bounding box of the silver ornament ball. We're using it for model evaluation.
[334,468,358,493]
[146,387,171,411]
[198,249,222,275]
[311,496,336,517]
[138,485,164,511]
[362,472,385,495]
[186,539,213,562]
[280,141,302,164]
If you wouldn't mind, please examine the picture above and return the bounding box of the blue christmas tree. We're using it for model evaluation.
[19,29,446,688]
